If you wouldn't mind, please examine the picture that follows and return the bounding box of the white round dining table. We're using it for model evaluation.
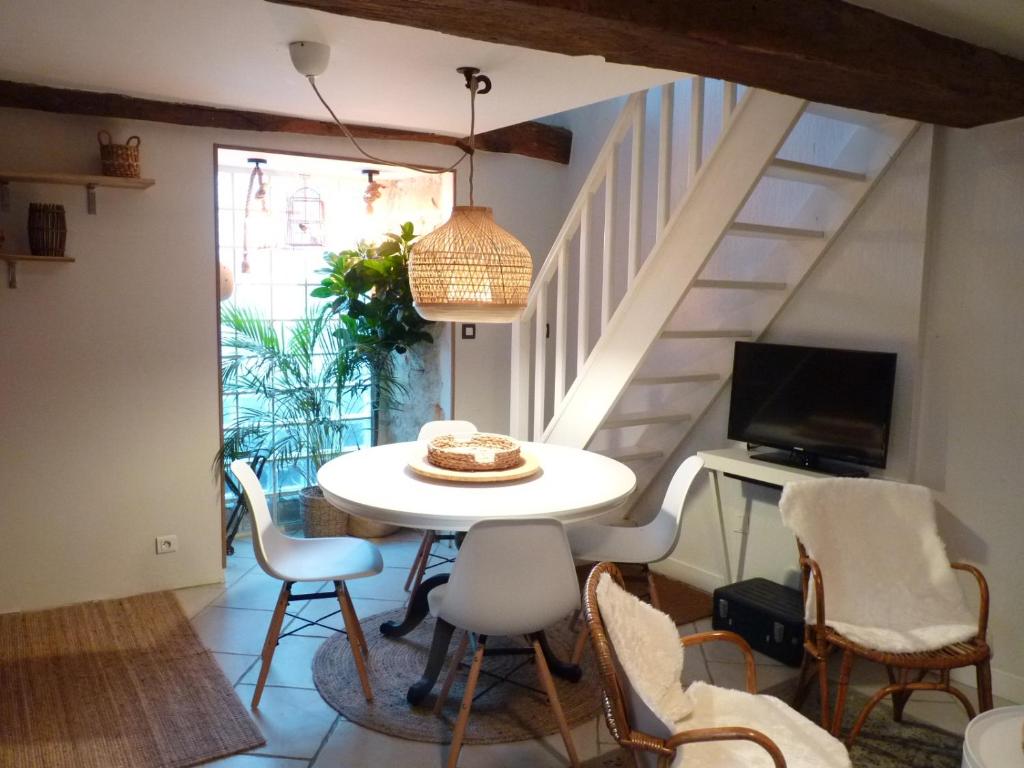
[317,440,637,531]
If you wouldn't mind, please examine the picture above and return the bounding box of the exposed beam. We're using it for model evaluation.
[267,0,1024,127]
[0,79,571,164]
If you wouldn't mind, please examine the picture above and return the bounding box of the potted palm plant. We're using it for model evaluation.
[219,303,369,538]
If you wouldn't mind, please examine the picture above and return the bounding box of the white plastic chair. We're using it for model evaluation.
[403,420,478,594]
[429,518,582,767]
[567,455,703,663]
[231,459,383,707]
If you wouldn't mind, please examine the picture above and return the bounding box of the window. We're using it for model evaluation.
[216,147,454,527]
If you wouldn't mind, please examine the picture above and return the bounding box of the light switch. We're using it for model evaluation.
[461,323,476,340]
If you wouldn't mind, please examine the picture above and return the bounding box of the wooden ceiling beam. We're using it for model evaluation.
[267,0,1024,128]
[0,79,572,164]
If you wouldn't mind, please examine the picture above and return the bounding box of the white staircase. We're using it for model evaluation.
[510,78,919,507]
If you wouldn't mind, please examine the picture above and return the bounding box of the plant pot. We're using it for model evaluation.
[346,514,400,539]
[301,485,347,538]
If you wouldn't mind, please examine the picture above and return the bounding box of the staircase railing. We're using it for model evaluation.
[510,77,743,441]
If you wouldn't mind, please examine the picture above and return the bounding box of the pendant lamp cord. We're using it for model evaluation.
[307,74,480,197]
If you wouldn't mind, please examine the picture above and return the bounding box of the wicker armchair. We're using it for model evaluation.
[793,541,992,745]
[584,562,850,768]
[779,478,993,747]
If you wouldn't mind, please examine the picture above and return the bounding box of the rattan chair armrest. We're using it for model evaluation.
[681,631,758,693]
[664,726,786,767]
[951,562,990,640]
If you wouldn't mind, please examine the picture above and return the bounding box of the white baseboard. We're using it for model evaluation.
[655,557,1024,705]
[652,556,726,595]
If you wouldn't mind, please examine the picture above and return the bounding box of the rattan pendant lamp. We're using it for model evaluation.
[290,42,532,322]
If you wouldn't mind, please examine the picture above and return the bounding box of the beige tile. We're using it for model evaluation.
[898,698,971,736]
[311,719,444,767]
[458,716,601,767]
[346,566,414,601]
[174,582,226,619]
[214,652,259,686]
[215,570,328,611]
[204,753,307,767]
[238,683,340,760]
[226,553,259,587]
[707,660,800,693]
[240,635,326,690]
[192,605,287,656]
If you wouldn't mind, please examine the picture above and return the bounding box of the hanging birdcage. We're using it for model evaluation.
[285,185,325,246]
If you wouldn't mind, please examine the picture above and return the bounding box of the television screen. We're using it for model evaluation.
[727,342,897,469]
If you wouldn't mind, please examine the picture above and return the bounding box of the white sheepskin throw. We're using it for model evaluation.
[779,478,977,653]
[672,682,850,768]
[596,572,693,733]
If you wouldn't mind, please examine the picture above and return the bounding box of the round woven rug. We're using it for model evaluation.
[312,607,601,744]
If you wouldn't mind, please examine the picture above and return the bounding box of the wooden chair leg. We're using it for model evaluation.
[340,582,369,656]
[817,651,830,730]
[830,649,855,736]
[792,651,816,709]
[434,630,470,716]
[447,642,486,768]
[645,566,662,611]
[570,623,590,666]
[336,580,373,702]
[410,531,436,596]
[532,639,580,767]
[976,659,994,711]
[252,581,291,708]
[405,532,431,591]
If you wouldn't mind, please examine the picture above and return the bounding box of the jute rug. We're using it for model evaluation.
[313,608,601,744]
[576,563,713,627]
[581,684,964,767]
[0,591,264,768]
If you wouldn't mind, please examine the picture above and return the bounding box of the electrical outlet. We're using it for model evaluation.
[155,535,178,555]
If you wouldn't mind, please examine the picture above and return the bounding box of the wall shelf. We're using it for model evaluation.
[0,171,155,214]
[2,254,76,289]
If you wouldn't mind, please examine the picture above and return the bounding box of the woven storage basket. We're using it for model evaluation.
[27,204,67,257]
[427,433,521,472]
[346,514,400,539]
[301,486,347,538]
[98,130,141,178]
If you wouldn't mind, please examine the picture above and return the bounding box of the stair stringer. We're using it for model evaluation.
[541,90,808,449]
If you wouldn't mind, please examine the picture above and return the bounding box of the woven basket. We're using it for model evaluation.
[427,433,521,472]
[301,486,347,538]
[98,130,141,178]
[27,204,67,257]
[346,514,400,539]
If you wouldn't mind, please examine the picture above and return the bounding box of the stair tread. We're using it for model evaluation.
[660,329,754,339]
[601,411,693,428]
[765,158,867,185]
[694,279,787,290]
[729,221,825,239]
[632,373,721,385]
[601,447,666,462]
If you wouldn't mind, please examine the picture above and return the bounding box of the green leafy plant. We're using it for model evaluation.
[217,303,368,488]
[312,222,434,444]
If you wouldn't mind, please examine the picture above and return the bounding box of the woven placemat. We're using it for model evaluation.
[0,591,264,767]
[313,608,601,744]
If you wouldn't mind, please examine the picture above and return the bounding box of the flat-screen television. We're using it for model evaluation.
[727,341,897,471]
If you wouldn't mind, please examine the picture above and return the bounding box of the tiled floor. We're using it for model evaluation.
[176,531,1008,767]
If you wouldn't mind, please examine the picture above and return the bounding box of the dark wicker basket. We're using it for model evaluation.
[98,130,141,178]
[27,204,67,257]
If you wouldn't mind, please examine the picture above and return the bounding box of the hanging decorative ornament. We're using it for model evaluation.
[285,178,325,246]
[242,157,274,273]
[291,45,532,323]
[362,168,384,214]
[219,263,235,301]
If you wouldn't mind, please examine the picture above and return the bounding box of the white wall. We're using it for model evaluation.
[0,107,566,612]
[914,119,1024,702]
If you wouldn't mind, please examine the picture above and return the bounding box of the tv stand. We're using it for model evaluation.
[697,448,876,582]
[749,450,868,478]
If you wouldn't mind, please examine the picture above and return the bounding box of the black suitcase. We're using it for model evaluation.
[711,578,805,667]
